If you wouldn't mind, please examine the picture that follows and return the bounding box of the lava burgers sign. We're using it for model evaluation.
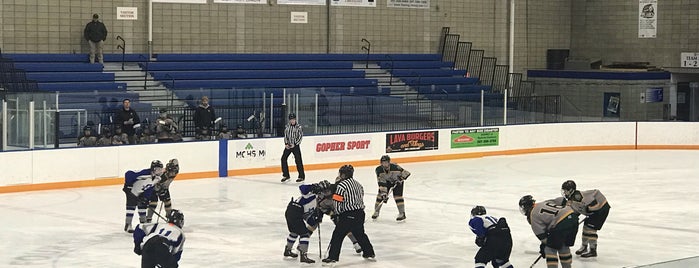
[385,130,438,153]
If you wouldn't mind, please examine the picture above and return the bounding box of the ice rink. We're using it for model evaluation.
[1,150,698,267]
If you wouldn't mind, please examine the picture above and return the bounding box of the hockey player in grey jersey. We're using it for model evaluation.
[519,195,579,268]
[561,180,610,258]
[147,159,179,221]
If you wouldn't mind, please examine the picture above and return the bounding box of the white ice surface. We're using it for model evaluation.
[1,150,698,267]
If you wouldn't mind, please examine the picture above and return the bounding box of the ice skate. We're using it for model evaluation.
[321,258,337,266]
[580,248,597,258]
[371,210,380,220]
[300,252,315,263]
[363,253,376,262]
[353,242,363,254]
[124,223,134,233]
[396,212,406,221]
[283,246,298,258]
[281,176,291,182]
[575,244,588,255]
[295,177,305,182]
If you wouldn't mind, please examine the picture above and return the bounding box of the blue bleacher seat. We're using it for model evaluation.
[142,61,354,71]
[4,53,149,63]
[401,77,479,86]
[379,61,454,69]
[150,70,365,80]
[155,53,441,62]
[163,78,378,89]
[38,82,127,92]
[391,69,467,77]
[26,72,115,82]
[15,63,103,72]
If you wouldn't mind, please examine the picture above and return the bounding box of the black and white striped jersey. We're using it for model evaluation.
[332,177,365,214]
[284,124,303,146]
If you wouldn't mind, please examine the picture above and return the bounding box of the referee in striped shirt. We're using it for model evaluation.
[281,113,305,182]
[322,165,376,264]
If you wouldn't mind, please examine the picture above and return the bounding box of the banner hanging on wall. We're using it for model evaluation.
[152,0,207,3]
[331,0,376,7]
[387,0,429,9]
[214,0,267,3]
[278,0,326,5]
[385,130,438,153]
[450,128,499,149]
[638,0,657,38]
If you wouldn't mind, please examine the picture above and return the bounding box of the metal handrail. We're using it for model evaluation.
[385,54,394,86]
[116,36,126,71]
[361,38,371,68]
[138,54,149,90]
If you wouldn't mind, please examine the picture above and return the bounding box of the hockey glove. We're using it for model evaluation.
[134,244,142,255]
[379,192,389,203]
[475,237,485,247]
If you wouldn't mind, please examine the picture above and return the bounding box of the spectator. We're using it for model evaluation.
[78,126,98,147]
[97,126,112,146]
[234,124,247,139]
[139,125,157,144]
[217,124,233,140]
[156,108,179,143]
[112,125,129,145]
[83,14,108,64]
[194,96,216,141]
[115,99,140,144]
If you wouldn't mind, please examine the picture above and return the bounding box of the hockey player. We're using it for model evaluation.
[130,160,164,225]
[519,195,579,268]
[133,209,185,268]
[468,206,513,268]
[561,180,610,258]
[147,159,179,221]
[372,155,411,221]
[123,160,163,232]
[284,183,325,263]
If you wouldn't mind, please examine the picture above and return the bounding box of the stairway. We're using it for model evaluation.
[103,63,186,109]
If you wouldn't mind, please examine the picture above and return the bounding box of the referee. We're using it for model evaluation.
[281,113,305,182]
[322,165,376,264]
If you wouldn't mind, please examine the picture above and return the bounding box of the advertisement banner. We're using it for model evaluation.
[638,0,657,38]
[331,0,376,7]
[214,0,267,3]
[116,7,138,20]
[387,0,429,9]
[234,141,267,161]
[152,0,207,3]
[278,0,326,5]
[385,131,438,153]
[450,128,499,149]
[314,136,373,158]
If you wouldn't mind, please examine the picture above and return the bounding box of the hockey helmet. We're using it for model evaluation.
[166,159,179,175]
[561,180,577,199]
[518,195,535,216]
[338,164,354,179]
[380,155,391,163]
[167,209,185,228]
[471,205,486,217]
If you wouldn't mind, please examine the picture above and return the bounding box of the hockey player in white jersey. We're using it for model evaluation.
[147,159,179,221]
[561,180,610,258]
[124,160,164,232]
[131,160,164,224]
[133,209,185,268]
[468,206,513,268]
[519,195,579,268]
[283,183,326,263]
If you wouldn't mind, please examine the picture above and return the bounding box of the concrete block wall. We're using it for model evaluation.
[571,1,699,68]
[0,0,573,75]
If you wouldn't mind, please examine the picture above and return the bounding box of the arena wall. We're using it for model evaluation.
[2,121,698,193]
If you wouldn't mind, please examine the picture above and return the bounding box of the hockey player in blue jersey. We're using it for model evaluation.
[124,160,164,232]
[468,206,514,268]
[133,209,185,268]
[283,182,327,263]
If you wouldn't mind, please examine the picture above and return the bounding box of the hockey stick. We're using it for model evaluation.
[530,255,542,268]
[156,202,164,223]
[317,223,322,260]
[147,205,168,222]
[373,183,398,217]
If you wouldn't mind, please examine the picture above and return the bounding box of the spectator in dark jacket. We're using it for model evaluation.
[84,14,108,64]
[193,96,216,140]
[115,99,140,144]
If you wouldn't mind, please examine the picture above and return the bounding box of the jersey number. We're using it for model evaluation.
[158,229,172,237]
[539,202,564,216]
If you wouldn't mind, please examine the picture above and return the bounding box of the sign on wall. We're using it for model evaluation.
[214,0,267,3]
[681,53,699,68]
[385,131,438,153]
[638,0,657,38]
[450,128,499,149]
[387,0,429,9]
[278,0,326,5]
[116,7,138,20]
[152,0,207,3]
[314,136,372,158]
[603,92,621,118]
[641,87,663,103]
[234,141,267,160]
[291,12,308,23]
[331,0,376,7]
